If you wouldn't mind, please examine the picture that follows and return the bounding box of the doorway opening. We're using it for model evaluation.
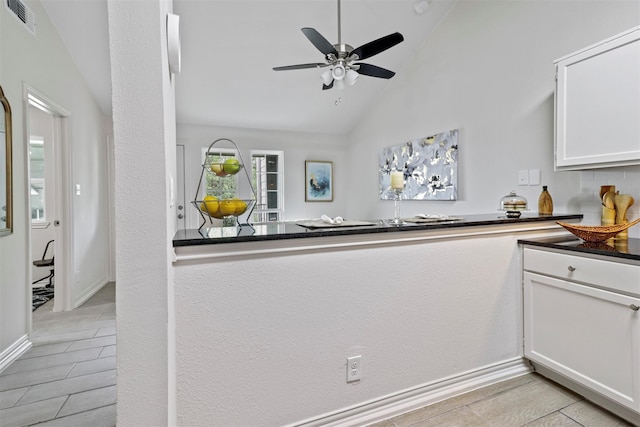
[25,87,72,321]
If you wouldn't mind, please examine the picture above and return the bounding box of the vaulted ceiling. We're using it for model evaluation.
[42,0,456,135]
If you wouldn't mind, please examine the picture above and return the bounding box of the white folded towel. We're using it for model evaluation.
[415,214,449,219]
[321,215,344,224]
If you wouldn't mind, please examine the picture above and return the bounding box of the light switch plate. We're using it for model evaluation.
[529,169,541,186]
[518,170,529,186]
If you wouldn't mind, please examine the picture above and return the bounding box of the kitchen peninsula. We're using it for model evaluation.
[172,213,590,426]
[173,213,583,247]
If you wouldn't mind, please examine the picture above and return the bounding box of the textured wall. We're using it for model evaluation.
[174,230,529,425]
[108,0,176,424]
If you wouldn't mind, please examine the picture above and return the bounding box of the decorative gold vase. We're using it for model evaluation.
[538,186,553,215]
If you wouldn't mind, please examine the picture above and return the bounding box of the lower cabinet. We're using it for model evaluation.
[522,246,640,423]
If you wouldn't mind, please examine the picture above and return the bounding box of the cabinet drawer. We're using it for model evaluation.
[523,247,640,297]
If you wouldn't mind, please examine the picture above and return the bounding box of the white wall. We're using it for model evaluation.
[177,123,349,226]
[0,0,110,362]
[346,1,640,226]
[174,227,543,425]
[108,0,176,424]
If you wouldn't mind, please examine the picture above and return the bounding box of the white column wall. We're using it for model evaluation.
[108,0,176,424]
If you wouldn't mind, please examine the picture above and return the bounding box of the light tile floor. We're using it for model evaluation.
[369,372,634,427]
[0,283,116,427]
[0,283,634,426]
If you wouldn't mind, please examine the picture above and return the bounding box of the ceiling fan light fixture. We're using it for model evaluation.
[332,64,346,80]
[346,69,359,86]
[321,69,333,86]
[272,0,404,91]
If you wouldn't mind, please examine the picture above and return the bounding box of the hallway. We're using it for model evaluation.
[0,283,116,426]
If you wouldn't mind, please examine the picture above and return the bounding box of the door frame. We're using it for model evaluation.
[24,84,74,317]
[176,144,186,230]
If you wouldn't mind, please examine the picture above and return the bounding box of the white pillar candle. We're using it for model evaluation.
[390,171,404,190]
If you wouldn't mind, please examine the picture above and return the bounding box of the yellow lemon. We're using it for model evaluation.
[234,199,248,215]
[219,200,236,217]
[201,195,219,217]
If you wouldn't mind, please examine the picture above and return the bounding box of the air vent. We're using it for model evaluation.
[6,0,36,35]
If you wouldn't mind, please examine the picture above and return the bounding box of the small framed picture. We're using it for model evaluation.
[305,160,333,202]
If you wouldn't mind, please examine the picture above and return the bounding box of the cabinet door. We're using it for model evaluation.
[524,271,640,411]
[555,26,640,170]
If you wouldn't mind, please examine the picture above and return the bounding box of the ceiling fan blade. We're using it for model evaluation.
[354,63,396,79]
[322,80,334,90]
[350,32,404,61]
[301,27,338,56]
[273,63,327,71]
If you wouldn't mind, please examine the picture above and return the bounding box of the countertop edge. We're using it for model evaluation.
[518,237,640,261]
[173,214,584,247]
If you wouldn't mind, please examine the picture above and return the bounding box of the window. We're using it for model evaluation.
[251,151,283,223]
[30,137,46,221]
[199,147,284,223]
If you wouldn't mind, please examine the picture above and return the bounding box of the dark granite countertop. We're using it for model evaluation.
[519,236,640,261]
[173,213,583,247]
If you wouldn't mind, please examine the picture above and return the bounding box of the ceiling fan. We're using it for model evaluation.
[273,0,404,90]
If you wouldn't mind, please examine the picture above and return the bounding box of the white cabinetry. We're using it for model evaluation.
[554,26,640,170]
[523,247,640,423]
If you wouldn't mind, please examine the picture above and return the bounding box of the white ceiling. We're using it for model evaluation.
[41,0,456,135]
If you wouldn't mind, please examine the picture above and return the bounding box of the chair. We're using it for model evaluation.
[33,239,54,287]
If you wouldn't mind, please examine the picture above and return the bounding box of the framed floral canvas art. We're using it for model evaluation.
[379,129,458,201]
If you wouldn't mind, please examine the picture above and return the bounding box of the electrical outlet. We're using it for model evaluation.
[347,355,362,382]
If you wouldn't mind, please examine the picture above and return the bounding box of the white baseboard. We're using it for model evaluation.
[0,335,32,374]
[293,357,532,427]
[73,277,109,308]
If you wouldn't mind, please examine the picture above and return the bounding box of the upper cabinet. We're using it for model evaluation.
[554,26,640,170]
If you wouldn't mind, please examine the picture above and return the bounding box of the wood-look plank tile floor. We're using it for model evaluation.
[368,372,633,427]
[0,283,116,427]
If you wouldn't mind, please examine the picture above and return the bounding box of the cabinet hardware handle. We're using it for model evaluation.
[631,304,640,311]
[567,266,576,272]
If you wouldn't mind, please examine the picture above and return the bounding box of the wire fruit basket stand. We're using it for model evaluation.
[192,138,256,233]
